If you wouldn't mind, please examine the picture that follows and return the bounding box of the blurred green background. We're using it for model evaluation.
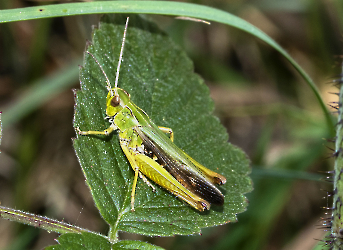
[0,0,342,249]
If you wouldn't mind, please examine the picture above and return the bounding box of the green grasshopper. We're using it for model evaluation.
[77,17,226,212]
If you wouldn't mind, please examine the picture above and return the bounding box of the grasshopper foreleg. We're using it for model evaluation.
[76,124,117,136]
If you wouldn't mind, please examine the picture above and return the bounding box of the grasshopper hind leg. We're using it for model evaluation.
[158,126,174,142]
[119,130,157,211]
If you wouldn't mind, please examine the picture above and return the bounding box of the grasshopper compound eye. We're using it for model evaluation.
[110,95,121,107]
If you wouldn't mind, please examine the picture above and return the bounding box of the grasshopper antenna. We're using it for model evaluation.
[85,51,112,94]
[85,17,129,98]
[114,17,129,97]
[114,17,129,96]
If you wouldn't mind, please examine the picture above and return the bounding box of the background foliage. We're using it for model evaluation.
[0,0,342,249]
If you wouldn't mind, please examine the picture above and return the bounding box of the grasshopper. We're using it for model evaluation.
[77,17,226,212]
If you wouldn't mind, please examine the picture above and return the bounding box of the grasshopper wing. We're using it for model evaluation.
[136,126,225,207]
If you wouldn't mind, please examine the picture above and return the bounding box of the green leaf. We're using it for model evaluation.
[73,15,252,238]
[45,232,111,250]
[46,232,163,250]
[113,240,165,250]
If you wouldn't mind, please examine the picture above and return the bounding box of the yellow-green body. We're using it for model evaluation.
[78,87,226,212]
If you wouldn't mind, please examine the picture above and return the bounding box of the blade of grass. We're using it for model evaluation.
[0,206,90,234]
[2,59,81,128]
[0,1,334,135]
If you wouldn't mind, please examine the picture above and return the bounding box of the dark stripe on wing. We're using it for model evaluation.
[135,127,224,206]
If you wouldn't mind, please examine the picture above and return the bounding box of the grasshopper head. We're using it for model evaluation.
[106,87,131,116]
